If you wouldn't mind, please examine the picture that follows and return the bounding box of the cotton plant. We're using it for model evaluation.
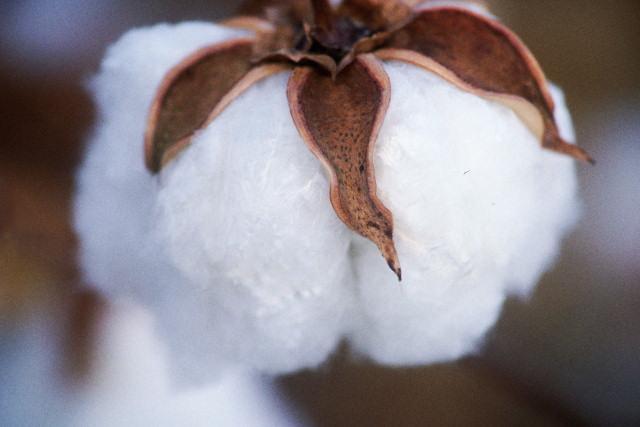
[74,0,588,385]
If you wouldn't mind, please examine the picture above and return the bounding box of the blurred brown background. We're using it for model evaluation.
[1,1,638,426]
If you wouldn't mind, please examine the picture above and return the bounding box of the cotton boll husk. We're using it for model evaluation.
[347,61,579,365]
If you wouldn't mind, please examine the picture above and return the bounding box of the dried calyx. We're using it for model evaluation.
[145,0,593,281]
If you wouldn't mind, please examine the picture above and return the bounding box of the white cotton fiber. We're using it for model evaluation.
[74,21,580,381]
[153,70,353,377]
[347,62,578,364]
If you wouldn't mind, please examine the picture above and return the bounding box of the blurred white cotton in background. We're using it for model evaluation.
[71,302,300,427]
[74,20,580,384]
[0,308,69,426]
[0,302,299,427]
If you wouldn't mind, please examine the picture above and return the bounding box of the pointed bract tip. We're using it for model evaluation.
[549,135,595,165]
[387,258,402,282]
[573,145,596,165]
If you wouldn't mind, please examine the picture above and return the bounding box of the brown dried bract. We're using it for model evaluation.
[288,55,399,279]
[145,39,255,172]
[145,0,592,279]
[381,7,593,163]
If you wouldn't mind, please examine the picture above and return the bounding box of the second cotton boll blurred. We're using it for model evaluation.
[74,21,580,384]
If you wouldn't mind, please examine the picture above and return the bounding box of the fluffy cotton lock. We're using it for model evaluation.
[74,20,580,383]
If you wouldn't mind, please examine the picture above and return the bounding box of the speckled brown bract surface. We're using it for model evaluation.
[288,55,399,278]
[145,39,255,172]
[145,0,591,277]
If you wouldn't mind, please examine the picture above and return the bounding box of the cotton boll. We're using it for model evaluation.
[75,20,580,379]
[348,61,579,365]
